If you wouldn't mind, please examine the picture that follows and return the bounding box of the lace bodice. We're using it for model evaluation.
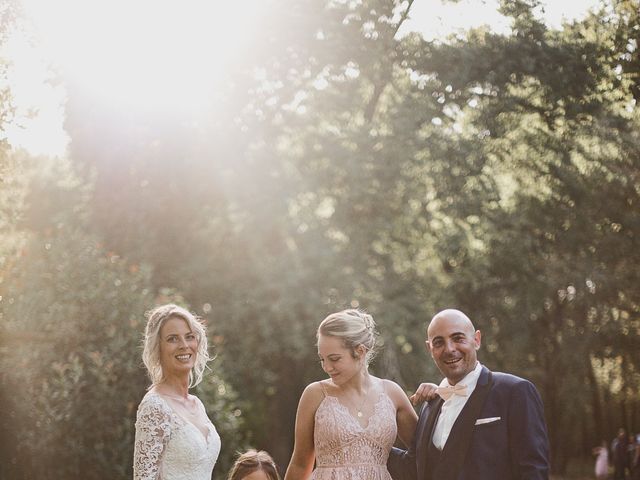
[311,390,397,480]
[133,392,221,480]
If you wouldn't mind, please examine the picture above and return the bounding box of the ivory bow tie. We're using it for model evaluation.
[436,383,468,401]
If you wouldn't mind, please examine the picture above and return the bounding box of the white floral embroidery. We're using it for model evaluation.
[133,393,220,480]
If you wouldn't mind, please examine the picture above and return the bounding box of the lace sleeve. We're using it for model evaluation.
[133,395,172,480]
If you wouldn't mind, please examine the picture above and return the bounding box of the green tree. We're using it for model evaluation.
[15,0,637,474]
[0,154,245,479]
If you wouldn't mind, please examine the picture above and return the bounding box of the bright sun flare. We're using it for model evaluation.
[22,0,263,111]
[6,0,600,158]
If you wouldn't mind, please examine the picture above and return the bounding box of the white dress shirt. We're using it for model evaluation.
[432,362,482,450]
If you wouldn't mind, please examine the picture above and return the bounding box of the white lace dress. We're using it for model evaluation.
[133,392,221,480]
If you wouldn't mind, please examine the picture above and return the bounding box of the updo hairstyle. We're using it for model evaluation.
[142,303,210,388]
[227,449,281,480]
[317,308,379,366]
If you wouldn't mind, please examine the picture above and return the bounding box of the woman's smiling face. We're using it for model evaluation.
[159,316,198,378]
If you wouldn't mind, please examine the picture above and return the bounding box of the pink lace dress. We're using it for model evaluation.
[311,387,397,480]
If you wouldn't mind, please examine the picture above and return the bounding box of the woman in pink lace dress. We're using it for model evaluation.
[284,309,422,480]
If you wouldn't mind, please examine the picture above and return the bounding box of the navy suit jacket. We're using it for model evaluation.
[388,366,550,480]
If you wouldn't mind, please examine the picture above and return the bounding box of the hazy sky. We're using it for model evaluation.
[402,0,602,39]
[3,0,603,157]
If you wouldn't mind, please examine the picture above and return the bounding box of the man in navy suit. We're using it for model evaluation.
[388,309,550,480]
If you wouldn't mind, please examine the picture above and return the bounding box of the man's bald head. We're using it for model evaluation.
[427,309,476,341]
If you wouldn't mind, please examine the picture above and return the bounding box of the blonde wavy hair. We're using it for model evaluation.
[317,308,379,366]
[142,304,210,388]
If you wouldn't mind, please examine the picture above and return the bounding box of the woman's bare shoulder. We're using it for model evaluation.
[299,380,329,406]
[380,378,410,402]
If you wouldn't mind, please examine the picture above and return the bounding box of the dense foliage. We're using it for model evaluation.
[1,0,638,477]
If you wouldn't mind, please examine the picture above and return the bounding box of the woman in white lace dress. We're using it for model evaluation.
[284,309,422,480]
[133,304,221,480]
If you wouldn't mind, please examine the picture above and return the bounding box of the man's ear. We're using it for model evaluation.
[474,330,482,350]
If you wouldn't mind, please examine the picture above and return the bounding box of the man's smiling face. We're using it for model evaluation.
[427,310,481,385]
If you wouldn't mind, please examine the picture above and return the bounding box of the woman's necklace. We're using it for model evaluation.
[354,388,369,418]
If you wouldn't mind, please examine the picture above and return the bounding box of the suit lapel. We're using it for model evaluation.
[437,367,494,479]
[417,397,443,480]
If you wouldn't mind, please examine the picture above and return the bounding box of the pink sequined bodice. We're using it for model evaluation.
[311,390,397,480]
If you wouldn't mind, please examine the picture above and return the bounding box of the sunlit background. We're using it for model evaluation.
[4,0,599,156]
[1,0,638,479]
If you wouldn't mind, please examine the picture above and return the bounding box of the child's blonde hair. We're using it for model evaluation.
[227,449,280,480]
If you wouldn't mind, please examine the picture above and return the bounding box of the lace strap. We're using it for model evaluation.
[194,395,208,414]
[319,381,329,397]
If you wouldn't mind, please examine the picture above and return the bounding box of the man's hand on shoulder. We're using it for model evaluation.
[409,382,439,406]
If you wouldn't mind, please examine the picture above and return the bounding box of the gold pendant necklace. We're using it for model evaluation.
[355,389,369,418]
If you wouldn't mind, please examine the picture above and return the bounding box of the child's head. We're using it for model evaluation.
[227,450,281,480]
